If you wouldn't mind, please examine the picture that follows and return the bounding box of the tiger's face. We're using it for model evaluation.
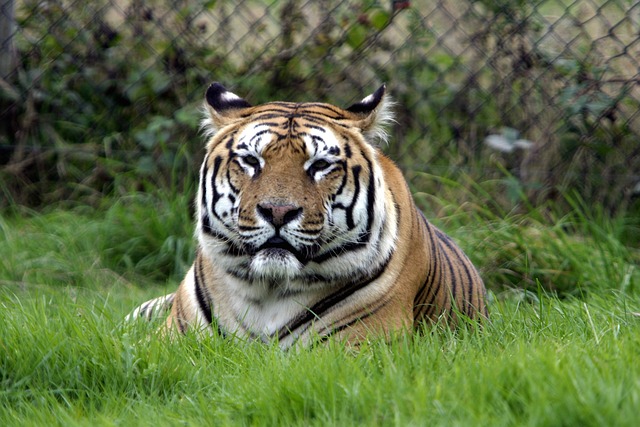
[197,84,396,290]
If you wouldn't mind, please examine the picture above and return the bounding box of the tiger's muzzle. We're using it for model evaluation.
[249,200,323,268]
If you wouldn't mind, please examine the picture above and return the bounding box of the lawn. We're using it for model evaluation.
[1,194,639,426]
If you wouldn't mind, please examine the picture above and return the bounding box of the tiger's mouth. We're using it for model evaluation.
[255,236,310,265]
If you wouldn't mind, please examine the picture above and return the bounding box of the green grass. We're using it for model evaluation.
[1,193,640,426]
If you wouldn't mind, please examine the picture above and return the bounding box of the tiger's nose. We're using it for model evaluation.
[257,203,303,228]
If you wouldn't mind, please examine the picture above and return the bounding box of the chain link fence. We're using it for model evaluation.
[1,0,639,213]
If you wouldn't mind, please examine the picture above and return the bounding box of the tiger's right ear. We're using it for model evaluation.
[202,83,252,135]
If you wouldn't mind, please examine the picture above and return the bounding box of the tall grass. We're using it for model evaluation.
[0,190,194,288]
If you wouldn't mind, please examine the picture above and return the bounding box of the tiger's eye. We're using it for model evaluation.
[243,155,260,167]
[310,159,331,171]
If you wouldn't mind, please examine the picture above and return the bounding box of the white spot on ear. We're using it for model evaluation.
[360,94,375,104]
[221,91,242,102]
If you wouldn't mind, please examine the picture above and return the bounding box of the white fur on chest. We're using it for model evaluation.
[237,295,312,335]
[216,276,325,338]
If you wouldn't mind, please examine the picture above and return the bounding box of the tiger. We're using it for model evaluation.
[127,82,487,348]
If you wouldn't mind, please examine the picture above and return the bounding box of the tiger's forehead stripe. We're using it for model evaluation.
[232,109,346,156]
[302,127,340,157]
[236,124,273,153]
[250,102,350,120]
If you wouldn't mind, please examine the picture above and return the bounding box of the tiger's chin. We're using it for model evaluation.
[249,248,304,280]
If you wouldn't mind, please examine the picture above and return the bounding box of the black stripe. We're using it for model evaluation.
[458,254,476,315]
[202,155,234,228]
[275,253,392,341]
[299,114,345,125]
[344,142,352,158]
[314,308,379,345]
[215,321,227,338]
[238,225,261,231]
[310,134,325,148]
[225,161,240,193]
[363,155,376,233]
[414,216,438,314]
[294,227,323,236]
[211,156,223,204]
[316,157,379,264]
[346,165,362,229]
[175,301,187,334]
[321,289,394,340]
[200,223,246,257]
[138,301,152,319]
[425,228,448,318]
[193,256,213,324]
[248,112,291,121]
[312,242,366,263]
[199,155,248,257]
[306,124,327,133]
[421,228,443,318]
[250,129,271,144]
[332,152,375,232]
[200,155,212,232]
[435,229,475,313]
[440,241,458,312]
[295,103,348,118]
[225,135,235,149]
[333,163,348,197]
[331,165,361,229]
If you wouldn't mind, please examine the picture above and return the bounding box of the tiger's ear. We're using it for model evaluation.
[202,83,252,135]
[345,84,395,144]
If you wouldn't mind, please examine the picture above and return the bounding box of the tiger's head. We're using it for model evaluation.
[197,83,397,291]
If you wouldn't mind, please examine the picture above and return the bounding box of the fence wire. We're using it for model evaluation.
[1,0,639,212]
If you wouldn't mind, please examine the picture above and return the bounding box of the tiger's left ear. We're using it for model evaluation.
[346,84,395,144]
[202,82,253,136]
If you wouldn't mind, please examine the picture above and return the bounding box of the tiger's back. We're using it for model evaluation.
[128,83,487,348]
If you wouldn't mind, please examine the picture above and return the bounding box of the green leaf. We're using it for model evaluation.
[369,8,390,31]
[134,130,156,149]
[346,24,368,49]
[136,156,156,174]
[174,106,199,129]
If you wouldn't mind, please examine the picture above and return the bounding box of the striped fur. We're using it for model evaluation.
[127,83,487,348]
